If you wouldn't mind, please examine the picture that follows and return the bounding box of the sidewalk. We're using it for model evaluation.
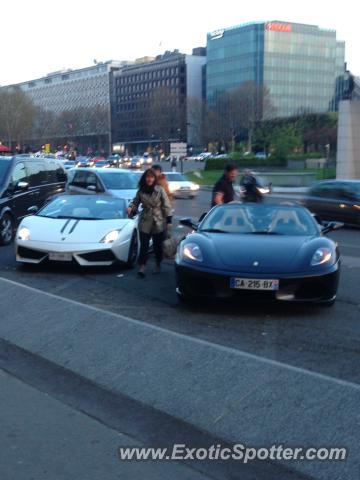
[0,368,209,480]
[0,276,358,480]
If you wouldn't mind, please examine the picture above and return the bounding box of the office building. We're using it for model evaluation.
[4,61,129,152]
[111,49,206,153]
[206,21,345,118]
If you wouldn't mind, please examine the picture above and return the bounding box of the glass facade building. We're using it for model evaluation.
[206,21,345,118]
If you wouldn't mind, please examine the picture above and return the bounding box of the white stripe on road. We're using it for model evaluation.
[0,275,360,391]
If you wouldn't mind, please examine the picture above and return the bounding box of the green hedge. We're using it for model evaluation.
[287,153,325,160]
[205,156,286,171]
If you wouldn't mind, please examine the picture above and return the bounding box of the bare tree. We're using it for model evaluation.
[205,82,273,152]
[0,87,36,148]
[149,87,185,148]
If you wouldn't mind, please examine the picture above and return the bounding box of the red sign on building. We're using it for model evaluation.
[266,23,292,33]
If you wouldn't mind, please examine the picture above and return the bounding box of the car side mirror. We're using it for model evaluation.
[179,218,198,230]
[27,205,39,215]
[322,221,344,234]
[17,181,29,190]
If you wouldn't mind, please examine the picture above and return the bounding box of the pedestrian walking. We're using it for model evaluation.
[211,164,238,207]
[128,169,172,278]
[171,156,177,172]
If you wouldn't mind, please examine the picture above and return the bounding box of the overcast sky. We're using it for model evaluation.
[1,0,358,85]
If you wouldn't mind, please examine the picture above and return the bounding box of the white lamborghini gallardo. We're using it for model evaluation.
[15,195,139,267]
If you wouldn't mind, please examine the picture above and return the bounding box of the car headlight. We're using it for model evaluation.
[182,242,203,262]
[18,227,30,241]
[169,184,179,193]
[101,230,121,244]
[311,247,332,266]
[190,184,200,191]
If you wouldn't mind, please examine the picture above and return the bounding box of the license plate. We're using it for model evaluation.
[49,252,72,262]
[230,278,279,291]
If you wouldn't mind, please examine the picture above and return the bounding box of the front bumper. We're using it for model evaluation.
[16,241,119,266]
[175,263,340,303]
[173,189,199,198]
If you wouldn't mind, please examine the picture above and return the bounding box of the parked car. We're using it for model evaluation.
[62,160,77,170]
[0,155,66,245]
[15,195,139,267]
[107,154,121,167]
[142,153,153,166]
[90,160,110,168]
[129,156,142,169]
[76,156,89,168]
[176,203,342,306]
[165,172,200,199]
[193,152,212,162]
[302,180,360,226]
[66,168,138,205]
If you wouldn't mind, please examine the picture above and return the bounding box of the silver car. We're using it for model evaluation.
[66,168,139,205]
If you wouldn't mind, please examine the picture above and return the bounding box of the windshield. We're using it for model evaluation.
[99,172,138,190]
[167,173,187,182]
[200,204,318,236]
[0,159,11,186]
[39,196,127,220]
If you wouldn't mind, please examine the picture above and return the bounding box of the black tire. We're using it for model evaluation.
[126,231,139,268]
[0,213,14,246]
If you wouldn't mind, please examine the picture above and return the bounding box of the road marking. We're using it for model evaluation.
[1,275,360,392]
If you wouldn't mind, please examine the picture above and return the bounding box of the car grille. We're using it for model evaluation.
[78,250,116,262]
[17,246,46,260]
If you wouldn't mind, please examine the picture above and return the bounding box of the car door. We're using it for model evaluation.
[6,161,34,220]
[26,160,48,208]
[305,183,335,219]
[68,170,104,195]
[45,161,67,201]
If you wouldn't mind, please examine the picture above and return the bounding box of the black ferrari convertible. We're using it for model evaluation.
[175,203,342,306]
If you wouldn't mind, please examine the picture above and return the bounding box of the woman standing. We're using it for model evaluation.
[128,169,172,278]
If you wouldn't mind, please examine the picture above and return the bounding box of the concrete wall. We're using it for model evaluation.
[336,100,360,179]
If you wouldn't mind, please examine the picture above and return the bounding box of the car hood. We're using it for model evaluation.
[198,233,317,273]
[107,189,137,201]
[20,216,132,244]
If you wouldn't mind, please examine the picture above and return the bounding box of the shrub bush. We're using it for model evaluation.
[205,156,286,171]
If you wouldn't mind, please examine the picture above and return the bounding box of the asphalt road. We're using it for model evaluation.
[0,189,359,387]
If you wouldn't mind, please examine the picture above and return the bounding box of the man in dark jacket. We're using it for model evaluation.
[240,169,262,203]
[211,164,238,207]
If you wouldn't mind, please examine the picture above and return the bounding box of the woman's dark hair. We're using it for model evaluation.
[138,168,157,191]
[224,163,238,173]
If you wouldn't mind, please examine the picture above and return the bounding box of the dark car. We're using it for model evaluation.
[129,156,142,169]
[0,155,67,245]
[303,180,360,226]
[176,203,342,306]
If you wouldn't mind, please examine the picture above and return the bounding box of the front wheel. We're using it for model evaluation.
[126,231,139,268]
[0,213,14,246]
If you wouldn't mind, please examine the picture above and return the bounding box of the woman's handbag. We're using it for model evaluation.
[162,235,178,259]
